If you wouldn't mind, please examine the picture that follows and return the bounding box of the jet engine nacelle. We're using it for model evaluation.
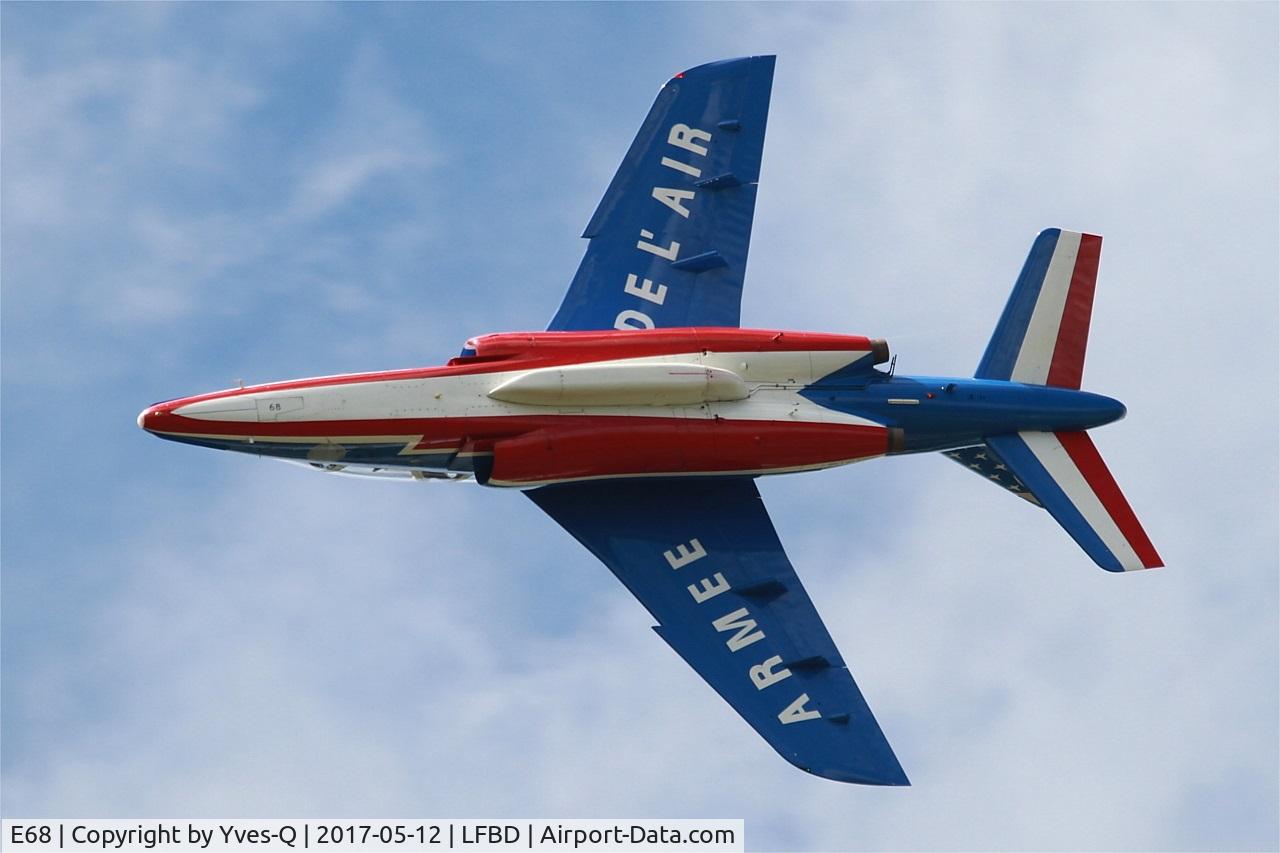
[475,420,893,488]
[457,328,889,372]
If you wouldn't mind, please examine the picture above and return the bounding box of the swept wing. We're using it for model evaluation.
[547,56,775,332]
[527,478,908,785]
[533,56,905,784]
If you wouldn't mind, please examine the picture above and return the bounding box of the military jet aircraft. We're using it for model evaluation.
[138,55,1161,786]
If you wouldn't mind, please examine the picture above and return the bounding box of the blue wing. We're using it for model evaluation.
[547,56,775,332]
[526,478,908,786]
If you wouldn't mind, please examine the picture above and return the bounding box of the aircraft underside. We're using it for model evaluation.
[140,327,1126,487]
[139,55,1160,786]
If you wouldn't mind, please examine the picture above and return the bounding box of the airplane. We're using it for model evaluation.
[137,55,1162,786]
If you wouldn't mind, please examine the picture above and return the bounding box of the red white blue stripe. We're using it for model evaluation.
[978,229,1103,389]
[987,431,1163,572]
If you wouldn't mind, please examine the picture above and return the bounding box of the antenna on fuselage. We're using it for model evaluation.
[888,354,897,377]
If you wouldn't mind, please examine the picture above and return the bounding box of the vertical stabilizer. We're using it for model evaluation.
[977,229,1102,389]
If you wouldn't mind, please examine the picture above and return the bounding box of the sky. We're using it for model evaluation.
[2,3,1277,851]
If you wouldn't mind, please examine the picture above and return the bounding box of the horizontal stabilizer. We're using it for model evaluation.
[943,445,1040,505]
[985,432,1162,572]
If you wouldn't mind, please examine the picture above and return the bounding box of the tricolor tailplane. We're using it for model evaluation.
[962,229,1162,571]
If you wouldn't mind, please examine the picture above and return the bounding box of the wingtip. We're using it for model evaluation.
[858,765,912,787]
[671,55,776,82]
[792,750,911,787]
[804,763,911,787]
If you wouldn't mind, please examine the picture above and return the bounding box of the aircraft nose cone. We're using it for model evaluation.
[137,403,169,432]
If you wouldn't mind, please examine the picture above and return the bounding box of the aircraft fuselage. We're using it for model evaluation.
[138,327,1124,486]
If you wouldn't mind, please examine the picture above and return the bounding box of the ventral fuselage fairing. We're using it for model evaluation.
[139,55,1162,787]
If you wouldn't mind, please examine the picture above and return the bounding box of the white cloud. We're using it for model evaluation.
[286,44,439,223]
[2,25,443,388]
